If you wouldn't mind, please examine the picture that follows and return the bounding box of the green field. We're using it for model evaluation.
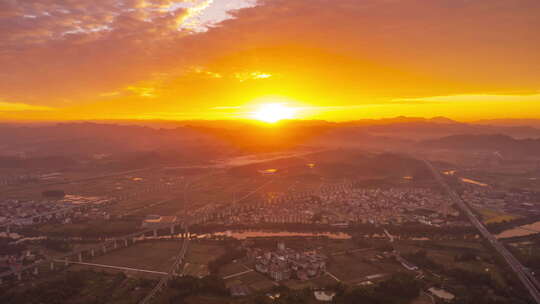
[183,241,227,278]
[282,274,338,290]
[394,239,508,287]
[477,208,519,224]
[327,254,388,283]
[219,262,248,277]
[224,270,276,291]
[0,270,155,304]
[71,240,182,278]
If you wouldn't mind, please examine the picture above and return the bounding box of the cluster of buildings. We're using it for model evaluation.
[0,174,39,186]
[462,187,540,216]
[0,199,72,227]
[248,242,327,281]
[0,195,113,229]
[198,181,459,227]
[316,187,456,225]
[0,172,64,186]
[0,249,42,274]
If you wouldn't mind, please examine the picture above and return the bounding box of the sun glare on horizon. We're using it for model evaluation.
[252,103,296,123]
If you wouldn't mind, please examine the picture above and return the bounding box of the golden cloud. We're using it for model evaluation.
[0,101,54,112]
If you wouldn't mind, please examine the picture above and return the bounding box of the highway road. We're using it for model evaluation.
[139,226,190,304]
[425,160,540,304]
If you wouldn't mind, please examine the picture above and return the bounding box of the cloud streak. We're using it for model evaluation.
[0,101,53,112]
[393,93,540,103]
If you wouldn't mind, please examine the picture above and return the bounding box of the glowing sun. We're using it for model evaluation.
[253,103,296,123]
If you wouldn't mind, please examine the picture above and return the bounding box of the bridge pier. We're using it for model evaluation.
[103,245,107,254]
[91,249,95,257]
[124,239,128,247]
[50,262,55,271]
[113,241,117,250]
[64,258,69,266]
[78,253,82,262]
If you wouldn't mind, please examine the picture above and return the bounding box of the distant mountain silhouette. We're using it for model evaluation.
[0,123,235,170]
[420,134,540,157]
[3,119,540,171]
[473,119,540,127]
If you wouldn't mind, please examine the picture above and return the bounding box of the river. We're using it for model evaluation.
[496,221,540,239]
[461,178,489,187]
[202,230,352,239]
[442,170,489,187]
[129,229,352,241]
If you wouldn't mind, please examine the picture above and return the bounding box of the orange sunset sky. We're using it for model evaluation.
[1,0,539,122]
